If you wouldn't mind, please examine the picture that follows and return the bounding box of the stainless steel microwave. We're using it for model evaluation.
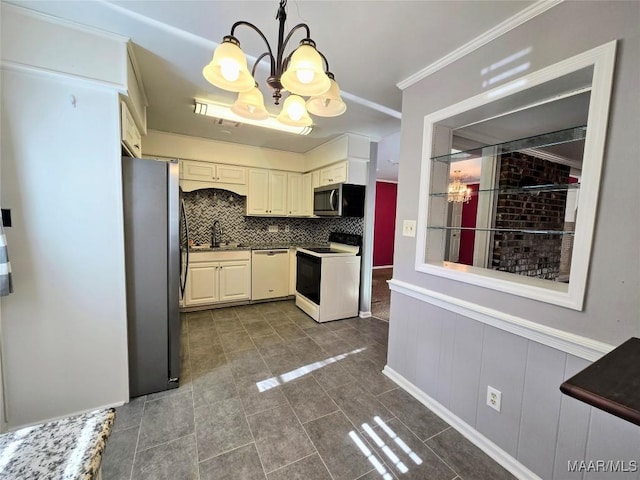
[313,183,365,217]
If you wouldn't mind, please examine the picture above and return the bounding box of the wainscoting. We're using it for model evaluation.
[385,283,640,480]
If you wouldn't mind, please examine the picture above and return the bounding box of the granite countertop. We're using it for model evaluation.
[186,242,327,252]
[0,408,116,479]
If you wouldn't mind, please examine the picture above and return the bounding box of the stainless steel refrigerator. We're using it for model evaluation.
[122,157,181,397]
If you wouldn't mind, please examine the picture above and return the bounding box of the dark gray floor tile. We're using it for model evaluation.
[323,319,358,332]
[190,348,227,378]
[235,372,289,415]
[188,314,214,334]
[252,334,288,357]
[326,382,393,432]
[239,313,267,325]
[320,339,359,358]
[312,361,356,390]
[256,301,286,313]
[362,343,388,370]
[263,312,294,326]
[227,349,270,380]
[340,355,397,396]
[145,379,193,402]
[287,337,326,361]
[188,310,212,321]
[272,322,307,341]
[192,365,238,408]
[188,329,221,350]
[356,468,398,479]
[377,388,449,441]
[290,315,320,329]
[137,391,195,451]
[365,418,456,480]
[113,395,145,432]
[214,317,245,334]
[247,404,315,473]
[220,330,255,353]
[304,411,384,480]
[195,397,253,461]
[244,320,276,338]
[306,329,342,346]
[132,434,198,480]
[212,307,238,320]
[426,427,516,480]
[264,351,307,377]
[102,426,138,480]
[281,376,339,423]
[267,454,332,480]
[199,443,266,480]
[340,328,380,349]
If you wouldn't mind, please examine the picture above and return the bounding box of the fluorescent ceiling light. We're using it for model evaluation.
[194,100,312,135]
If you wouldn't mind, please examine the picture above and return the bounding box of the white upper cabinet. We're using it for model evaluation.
[302,172,313,217]
[319,161,348,186]
[247,169,287,216]
[179,160,247,194]
[287,173,304,216]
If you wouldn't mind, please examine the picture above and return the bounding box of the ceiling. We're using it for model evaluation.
[9,0,538,179]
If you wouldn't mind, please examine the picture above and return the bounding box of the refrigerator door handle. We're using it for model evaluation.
[180,198,189,298]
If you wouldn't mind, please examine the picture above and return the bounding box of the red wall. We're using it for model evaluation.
[373,181,398,267]
[458,183,479,266]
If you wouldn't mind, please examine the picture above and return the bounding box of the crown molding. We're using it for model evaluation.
[397,0,564,90]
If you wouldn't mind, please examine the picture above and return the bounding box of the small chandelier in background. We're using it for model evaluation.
[447,170,472,203]
[202,0,346,131]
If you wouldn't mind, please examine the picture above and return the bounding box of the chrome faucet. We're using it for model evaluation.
[211,220,221,247]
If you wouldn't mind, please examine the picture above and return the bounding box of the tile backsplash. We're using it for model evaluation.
[182,188,364,245]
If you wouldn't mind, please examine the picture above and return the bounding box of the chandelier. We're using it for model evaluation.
[202,0,346,129]
[447,170,472,203]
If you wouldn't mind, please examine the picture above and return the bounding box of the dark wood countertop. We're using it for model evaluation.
[560,337,640,426]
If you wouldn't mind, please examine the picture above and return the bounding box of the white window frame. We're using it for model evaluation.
[415,41,617,311]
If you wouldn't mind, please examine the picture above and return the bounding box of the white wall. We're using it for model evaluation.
[0,4,129,429]
[144,130,306,171]
[388,2,640,479]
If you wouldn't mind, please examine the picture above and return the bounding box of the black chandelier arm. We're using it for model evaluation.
[278,23,311,72]
[250,52,273,77]
[230,21,276,73]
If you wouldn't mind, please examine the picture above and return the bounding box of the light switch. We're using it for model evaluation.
[402,220,416,237]
[268,225,278,233]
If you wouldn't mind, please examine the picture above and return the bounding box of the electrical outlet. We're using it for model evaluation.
[402,220,416,237]
[487,386,502,412]
[284,225,290,233]
[268,225,278,233]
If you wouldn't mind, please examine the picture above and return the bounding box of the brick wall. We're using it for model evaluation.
[491,152,570,280]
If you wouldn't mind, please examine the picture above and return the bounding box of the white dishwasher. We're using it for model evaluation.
[251,249,290,300]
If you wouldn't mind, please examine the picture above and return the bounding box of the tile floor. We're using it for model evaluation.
[102,300,514,480]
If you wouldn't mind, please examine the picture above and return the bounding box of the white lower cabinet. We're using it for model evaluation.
[184,251,250,307]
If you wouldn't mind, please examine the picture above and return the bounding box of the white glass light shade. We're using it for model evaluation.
[280,43,331,96]
[202,40,254,92]
[231,86,269,120]
[306,77,346,117]
[276,95,312,127]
